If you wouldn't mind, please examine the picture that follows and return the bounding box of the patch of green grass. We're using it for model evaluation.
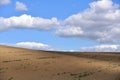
[2,60,12,63]
[2,59,22,63]
[13,59,22,61]
[70,71,94,80]
[70,73,77,76]
[24,59,30,60]
[0,68,4,73]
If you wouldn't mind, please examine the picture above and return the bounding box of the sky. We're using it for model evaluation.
[0,0,120,52]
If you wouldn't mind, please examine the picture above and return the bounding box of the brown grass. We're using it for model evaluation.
[0,45,120,80]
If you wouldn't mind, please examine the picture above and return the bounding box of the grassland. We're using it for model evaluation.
[0,45,120,80]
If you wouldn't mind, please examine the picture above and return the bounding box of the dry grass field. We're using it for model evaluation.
[0,45,120,80]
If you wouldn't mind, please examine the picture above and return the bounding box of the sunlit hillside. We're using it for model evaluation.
[0,45,120,80]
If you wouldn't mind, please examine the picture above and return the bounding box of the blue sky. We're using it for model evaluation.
[0,0,120,51]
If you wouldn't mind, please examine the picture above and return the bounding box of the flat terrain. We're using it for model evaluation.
[0,45,120,80]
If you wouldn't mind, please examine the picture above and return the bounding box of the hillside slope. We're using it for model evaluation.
[0,45,120,80]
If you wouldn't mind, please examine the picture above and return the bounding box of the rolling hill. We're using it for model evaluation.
[0,45,120,80]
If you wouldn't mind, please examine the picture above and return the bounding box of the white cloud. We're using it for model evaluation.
[0,42,61,51]
[56,26,83,37]
[0,14,59,31]
[80,45,120,52]
[15,42,57,51]
[0,0,10,5]
[56,0,120,44]
[69,50,75,52]
[16,1,28,11]
[1,0,120,45]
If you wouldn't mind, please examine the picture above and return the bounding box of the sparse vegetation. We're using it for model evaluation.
[2,60,12,63]
[14,59,22,61]
[8,77,13,80]
[24,58,30,60]
[37,57,56,60]
[0,45,120,80]
[57,73,60,75]
[2,59,22,63]
[115,76,120,80]
[21,54,32,55]
[0,67,8,73]
[70,71,94,80]
[87,61,92,63]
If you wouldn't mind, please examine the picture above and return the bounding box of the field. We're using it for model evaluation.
[0,45,120,80]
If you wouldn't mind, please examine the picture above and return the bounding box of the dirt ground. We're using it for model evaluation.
[0,45,120,80]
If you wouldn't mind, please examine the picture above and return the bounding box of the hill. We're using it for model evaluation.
[0,45,120,80]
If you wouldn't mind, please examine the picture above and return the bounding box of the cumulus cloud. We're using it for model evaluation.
[0,0,10,5]
[56,26,83,37]
[56,0,120,44]
[0,14,59,31]
[16,1,28,11]
[0,42,61,51]
[80,45,120,52]
[1,0,120,46]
